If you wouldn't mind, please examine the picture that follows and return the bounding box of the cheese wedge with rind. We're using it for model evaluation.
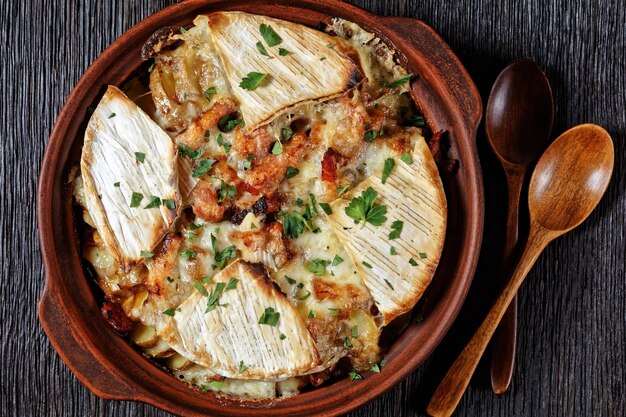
[81,85,180,271]
[328,136,447,325]
[207,11,363,131]
[160,260,322,380]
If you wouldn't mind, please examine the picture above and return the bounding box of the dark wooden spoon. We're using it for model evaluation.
[427,124,614,417]
[485,59,554,394]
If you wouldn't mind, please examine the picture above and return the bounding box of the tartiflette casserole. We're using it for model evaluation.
[71,12,447,399]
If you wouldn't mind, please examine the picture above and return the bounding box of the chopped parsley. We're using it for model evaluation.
[278,48,291,56]
[238,361,248,373]
[381,158,395,184]
[255,41,269,57]
[337,184,351,196]
[134,152,145,163]
[243,155,256,170]
[240,72,267,91]
[319,202,332,215]
[211,234,237,270]
[180,248,197,260]
[166,276,174,283]
[189,222,201,230]
[387,73,412,88]
[384,279,394,290]
[259,23,282,47]
[343,337,353,348]
[205,282,227,313]
[345,187,388,227]
[326,43,336,49]
[225,277,238,291]
[362,261,373,269]
[389,220,404,240]
[162,308,176,317]
[364,128,384,142]
[163,199,176,210]
[307,310,316,318]
[144,195,161,209]
[216,133,232,152]
[218,115,244,133]
[218,180,236,202]
[108,112,116,119]
[308,259,331,276]
[280,333,287,340]
[400,152,413,164]
[409,257,418,266]
[130,192,143,208]
[271,141,283,154]
[285,276,297,285]
[194,280,209,296]
[204,87,217,102]
[140,250,153,258]
[390,246,398,255]
[298,290,311,300]
[331,255,344,266]
[348,370,363,380]
[279,211,307,239]
[179,26,187,34]
[285,166,299,178]
[281,126,293,140]
[113,182,120,187]
[178,143,203,159]
[208,380,224,389]
[258,307,280,326]
[191,159,216,177]
[351,325,359,337]
[147,61,155,73]
[419,252,428,259]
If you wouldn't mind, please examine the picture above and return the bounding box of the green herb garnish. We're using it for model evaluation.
[409,258,418,266]
[319,202,332,215]
[135,152,145,163]
[348,370,363,380]
[192,159,216,177]
[308,259,331,276]
[419,252,428,259]
[144,195,161,209]
[258,307,280,326]
[278,48,291,56]
[140,250,153,258]
[130,192,143,208]
[178,143,203,159]
[180,248,197,260]
[204,86,217,102]
[194,280,209,296]
[256,41,269,57]
[384,279,394,290]
[259,24,282,47]
[400,152,413,164]
[389,220,403,240]
[285,166,299,178]
[243,155,256,170]
[240,72,267,91]
[387,73,412,88]
[345,187,387,227]
[381,158,395,184]
[331,255,344,266]
[271,141,283,154]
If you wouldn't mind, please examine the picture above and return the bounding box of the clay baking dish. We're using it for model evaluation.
[37,0,483,415]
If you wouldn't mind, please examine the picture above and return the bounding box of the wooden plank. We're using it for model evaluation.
[1,0,624,416]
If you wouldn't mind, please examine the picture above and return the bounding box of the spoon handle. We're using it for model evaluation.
[490,165,525,394]
[427,225,554,417]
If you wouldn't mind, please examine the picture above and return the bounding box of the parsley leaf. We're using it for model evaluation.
[319,202,332,215]
[419,252,428,259]
[351,325,359,337]
[308,259,331,276]
[162,308,176,316]
[163,199,176,210]
[130,192,143,208]
[384,279,394,290]
[215,133,232,152]
[337,184,350,196]
[240,72,267,91]
[362,261,373,269]
[285,276,297,285]
[281,126,293,140]
[218,180,236,202]
[344,187,388,227]
[285,166,299,178]
[256,41,269,57]
[278,48,291,56]
[178,143,203,159]
[135,152,145,163]
[307,310,316,318]
[271,141,283,154]
[259,24,282,47]
[348,370,363,380]
[387,73,412,88]
[381,158,395,184]
[238,361,248,373]
[400,152,413,164]
[180,248,197,260]
[140,250,153,258]
[194,280,209,296]
[258,307,280,326]
[390,246,398,255]
[218,115,244,133]
[108,112,116,119]
[191,159,216,177]
[205,282,226,313]
[410,115,425,127]
[409,258,418,266]
[113,182,120,187]
[331,255,343,266]
[211,234,237,270]
[389,220,403,240]
[204,86,217,102]
[144,195,161,209]
[225,277,238,291]
[243,155,256,170]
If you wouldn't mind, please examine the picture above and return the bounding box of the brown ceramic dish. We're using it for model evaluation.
[37,1,483,415]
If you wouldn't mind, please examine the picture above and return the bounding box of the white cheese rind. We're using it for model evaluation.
[328,136,447,325]
[161,260,322,380]
[207,11,363,131]
[81,85,180,271]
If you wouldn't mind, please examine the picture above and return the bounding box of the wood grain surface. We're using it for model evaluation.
[1,1,624,416]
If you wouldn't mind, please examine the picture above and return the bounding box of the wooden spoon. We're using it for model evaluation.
[485,59,554,394]
[427,124,614,417]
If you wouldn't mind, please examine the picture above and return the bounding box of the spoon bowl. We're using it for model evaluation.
[530,124,614,231]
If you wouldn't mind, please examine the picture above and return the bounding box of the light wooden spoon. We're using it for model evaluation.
[427,124,614,417]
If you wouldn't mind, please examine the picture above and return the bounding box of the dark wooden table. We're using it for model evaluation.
[2,0,624,416]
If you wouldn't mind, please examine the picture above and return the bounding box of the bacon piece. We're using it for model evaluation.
[233,125,274,159]
[189,180,231,223]
[175,98,238,149]
[321,148,339,183]
[312,278,340,301]
[101,301,135,334]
